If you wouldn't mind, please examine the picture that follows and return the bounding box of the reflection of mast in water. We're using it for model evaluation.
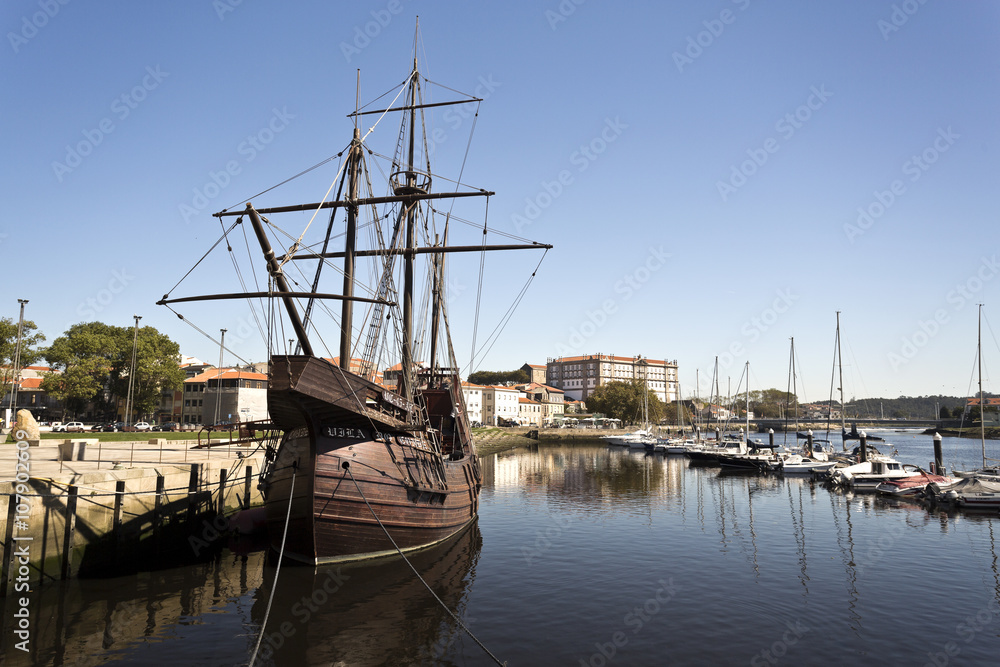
[746,478,760,580]
[786,480,809,594]
[829,491,863,635]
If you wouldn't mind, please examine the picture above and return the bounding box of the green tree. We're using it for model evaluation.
[467,369,530,386]
[42,322,185,420]
[0,317,46,390]
[587,380,663,424]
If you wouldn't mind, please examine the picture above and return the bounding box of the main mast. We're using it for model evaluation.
[339,124,361,369]
[400,57,419,403]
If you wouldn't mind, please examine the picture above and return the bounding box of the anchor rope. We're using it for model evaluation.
[248,467,296,667]
[344,464,504,666]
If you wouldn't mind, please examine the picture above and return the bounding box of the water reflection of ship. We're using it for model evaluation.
[0,549,267,667]
[251,519,482,665]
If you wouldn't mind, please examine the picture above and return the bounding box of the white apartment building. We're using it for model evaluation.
[482,385,521,426]
[545,354,678,403]
[461,382,484,425]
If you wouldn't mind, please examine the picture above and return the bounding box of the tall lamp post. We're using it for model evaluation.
[213,329,227,426]
[124,315,141,428]
[7,299,28,427]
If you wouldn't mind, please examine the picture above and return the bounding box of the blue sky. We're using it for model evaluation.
[3,0,999,402]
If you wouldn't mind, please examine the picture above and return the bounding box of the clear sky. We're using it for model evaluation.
[4,0,999,402]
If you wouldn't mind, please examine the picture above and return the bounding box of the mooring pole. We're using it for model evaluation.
[933,432,944,475]
[859,432,868,463]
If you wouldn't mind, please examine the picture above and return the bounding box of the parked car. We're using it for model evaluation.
[102,422,124,432]
[63,422,86,433]
[133,422,152,431]
[154,422,179,432]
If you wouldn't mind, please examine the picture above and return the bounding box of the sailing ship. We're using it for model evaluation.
[160,27,550,564]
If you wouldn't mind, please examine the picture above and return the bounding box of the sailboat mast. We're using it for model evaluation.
[400,60,418,402]
[836,311,845,445]
[980,303,986,468]
[339,124,361,369]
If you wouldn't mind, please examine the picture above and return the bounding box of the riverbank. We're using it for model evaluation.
[927,426,1000,440]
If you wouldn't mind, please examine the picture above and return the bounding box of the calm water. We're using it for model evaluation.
[4,430,1000,666]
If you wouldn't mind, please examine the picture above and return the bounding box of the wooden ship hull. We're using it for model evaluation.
[262,355,481,564]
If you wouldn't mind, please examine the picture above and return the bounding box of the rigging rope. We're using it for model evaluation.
[344,465,505,666]
[248,468,297,667]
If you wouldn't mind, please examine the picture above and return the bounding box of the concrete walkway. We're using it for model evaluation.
[0,436,265,484]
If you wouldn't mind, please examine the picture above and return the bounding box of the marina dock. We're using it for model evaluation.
[0,436,266,594]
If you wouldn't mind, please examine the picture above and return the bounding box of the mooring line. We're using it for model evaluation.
[248,467,296,667]
[344,463,505,666]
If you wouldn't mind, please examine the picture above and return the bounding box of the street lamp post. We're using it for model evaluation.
[214,329,227,426]
[7,299,28,427]
[124,315,141,429]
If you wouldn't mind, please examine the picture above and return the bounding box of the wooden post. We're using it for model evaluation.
[217,469,227,514]
[768,428,774,449]
[859,432,868,463]
[806,430,814,458]
[97,440,103,470]
[244,466,252,509]
[112,480,126,559]
[61,486,79,580]
[154,474,165,547]
[187,464,201,522]
[2,495,17,594]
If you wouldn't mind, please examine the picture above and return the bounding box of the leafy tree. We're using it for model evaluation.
[939,405,952,419]
[746,388,797,420]
[468,369,530,386]
[42,322,185,420]
[0,317,46,390]
[587,380,663,424]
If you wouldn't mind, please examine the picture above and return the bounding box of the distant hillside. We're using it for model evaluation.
[814,394,999,420]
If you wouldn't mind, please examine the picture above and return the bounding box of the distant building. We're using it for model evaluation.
[1,366,62,423]
[461,382,485,425]
[518,396,542,427]
[545,354,678,404]
[482,385,520,426]
[183,367,268,425]
[521,363,547,385]
[515,382,566,425]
